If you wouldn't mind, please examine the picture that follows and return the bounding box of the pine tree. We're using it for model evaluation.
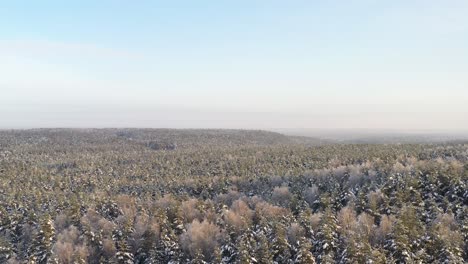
[237,228,257,264]
[0,237,13,263]
[113,229,134,264]
[0,206,11,233]
[355,187,368,215]
[172,214,186,236]
[83,225,104,261]
[67,198,82,227]
[271,224,292,263]
[0,207,15,262]
[97,200,122,221]
[191,249,208,264]
[315,208,339,263]
[385,206,425,263]
[237,243,255,264]
[29,214,57,264]
[212,246,223,264]
[255,232,272,264]
[72,252,88,264]
[294,237,316,264]
[298,208,314,239]
[153,214,182,264]
[135,228,158,263]
[221,239,238,263]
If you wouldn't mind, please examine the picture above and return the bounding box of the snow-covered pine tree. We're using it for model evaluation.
[221,240,237,264]
[255,231,272,264]
[212,246,223,264]
[294,237,316,264]
[271,223,292,264]
[237,228,257,264]
[298,208,314,239]
[97,200,122,221]
[355,187,368,215]
[83,225,103,261]
[0,207,17,262]
[0,236,13,263]
[153,213,182,264]
[67,198,82,227]
[0,206,11,233]
[113,228,134,264]
[315,208,339,264]
[220,225,239,263]
[191,249,208,264]
[385,205,425,263]
[134,227,158,263]
[29,214,57,264]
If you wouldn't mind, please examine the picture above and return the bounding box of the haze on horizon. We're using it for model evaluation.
[1,1,467,131]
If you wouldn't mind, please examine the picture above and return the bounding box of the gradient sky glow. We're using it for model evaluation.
[1,1,467,130]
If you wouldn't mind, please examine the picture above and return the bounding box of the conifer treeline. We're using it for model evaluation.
[0,129,466,263]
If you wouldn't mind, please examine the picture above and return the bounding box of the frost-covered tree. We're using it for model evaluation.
[429,213,464,263]
[180,219,220,262]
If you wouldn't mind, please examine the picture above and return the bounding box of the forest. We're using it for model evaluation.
[0,129,466,263]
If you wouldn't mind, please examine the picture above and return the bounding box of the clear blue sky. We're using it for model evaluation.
[1,1,467,130]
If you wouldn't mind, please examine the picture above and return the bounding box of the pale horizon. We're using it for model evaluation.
[1,1,467,131]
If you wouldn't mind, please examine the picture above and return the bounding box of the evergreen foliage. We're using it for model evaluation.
[0,129,466,263]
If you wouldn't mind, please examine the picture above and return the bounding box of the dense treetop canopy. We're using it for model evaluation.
[0,129,466,263]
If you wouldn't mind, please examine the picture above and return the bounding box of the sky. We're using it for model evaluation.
[1,0,467,130]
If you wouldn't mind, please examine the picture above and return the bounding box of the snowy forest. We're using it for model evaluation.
[0,129,466,263]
